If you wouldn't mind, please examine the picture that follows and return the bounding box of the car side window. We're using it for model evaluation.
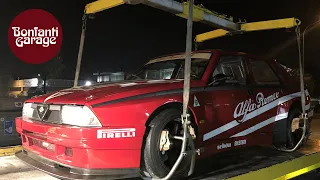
[249,59,281,85]
[211,56,247,85]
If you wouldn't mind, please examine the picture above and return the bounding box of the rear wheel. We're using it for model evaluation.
[141,109,194,179]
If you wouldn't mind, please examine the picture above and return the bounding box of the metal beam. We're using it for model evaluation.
[143,0,182,14]
[195,18,301,43]
[85,0,239,31]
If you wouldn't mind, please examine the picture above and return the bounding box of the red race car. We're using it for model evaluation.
[15,50,312,179]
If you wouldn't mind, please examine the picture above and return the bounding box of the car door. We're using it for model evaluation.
[202,55,251,148]
[241,58,284,141]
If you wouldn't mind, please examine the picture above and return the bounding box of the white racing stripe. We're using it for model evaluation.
[230,112,288,138]
[203,90,308,141]
[203,121,239,141]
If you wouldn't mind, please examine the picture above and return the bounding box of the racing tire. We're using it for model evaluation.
[141,108,194,179]
[286,108,310,149]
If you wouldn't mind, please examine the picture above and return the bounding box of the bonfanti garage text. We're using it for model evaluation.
[12,27,58,47]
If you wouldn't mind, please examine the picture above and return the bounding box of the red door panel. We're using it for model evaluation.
[201,55,250,149]
[229,58,287,144]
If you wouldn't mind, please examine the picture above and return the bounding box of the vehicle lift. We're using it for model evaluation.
[1,0,319,180]
[73,0,320,179]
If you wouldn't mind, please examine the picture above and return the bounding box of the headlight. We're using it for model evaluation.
[61,105,102,127]
[22,103,34,119]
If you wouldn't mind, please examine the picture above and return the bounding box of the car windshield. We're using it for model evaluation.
[127,52,211,80]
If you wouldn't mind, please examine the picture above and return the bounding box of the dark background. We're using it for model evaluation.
[2,0,320,89]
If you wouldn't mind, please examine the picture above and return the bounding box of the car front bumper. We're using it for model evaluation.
[15,116,146,179]
[16,149,140,180]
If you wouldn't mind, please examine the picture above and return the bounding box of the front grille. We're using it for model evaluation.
[30,103,62,124]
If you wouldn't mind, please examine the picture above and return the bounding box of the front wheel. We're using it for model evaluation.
[140,109,194,179]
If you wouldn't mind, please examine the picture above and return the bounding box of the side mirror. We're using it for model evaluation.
[209,73,227,86]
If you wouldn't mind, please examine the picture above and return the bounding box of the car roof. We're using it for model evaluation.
[148,49,267,62]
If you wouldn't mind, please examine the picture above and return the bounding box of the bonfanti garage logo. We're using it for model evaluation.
[8,9,63,64]
[12,26,59,48]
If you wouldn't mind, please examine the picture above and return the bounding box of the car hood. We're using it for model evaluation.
[27,79,202,105]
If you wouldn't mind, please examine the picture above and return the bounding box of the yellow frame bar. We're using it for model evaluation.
[195,18,301,43]
[241,18,301,32]
[0,145,22,157]
[195,29,229,43]
[85,0,125,14]
[227,152,320,180]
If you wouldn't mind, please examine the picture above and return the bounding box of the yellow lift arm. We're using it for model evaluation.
[84,0,301,43]
[195,18,302,43]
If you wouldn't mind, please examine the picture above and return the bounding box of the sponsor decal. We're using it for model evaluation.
[234,139,246,146]
[217,139,247,150]
[97,128,136,139]
[203,91,303,141]
[8,9,63,64]
[217,143,231,150]
[193,95,200,107]
[4,120,14,136]
[44,91,73,102]
[234,92,280,123]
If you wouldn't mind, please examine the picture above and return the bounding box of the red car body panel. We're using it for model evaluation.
[15,50,312,178]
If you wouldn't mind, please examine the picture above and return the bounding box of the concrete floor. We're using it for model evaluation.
[0,156,57,180]
[1,115,320,180]
[299,114,320,154]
